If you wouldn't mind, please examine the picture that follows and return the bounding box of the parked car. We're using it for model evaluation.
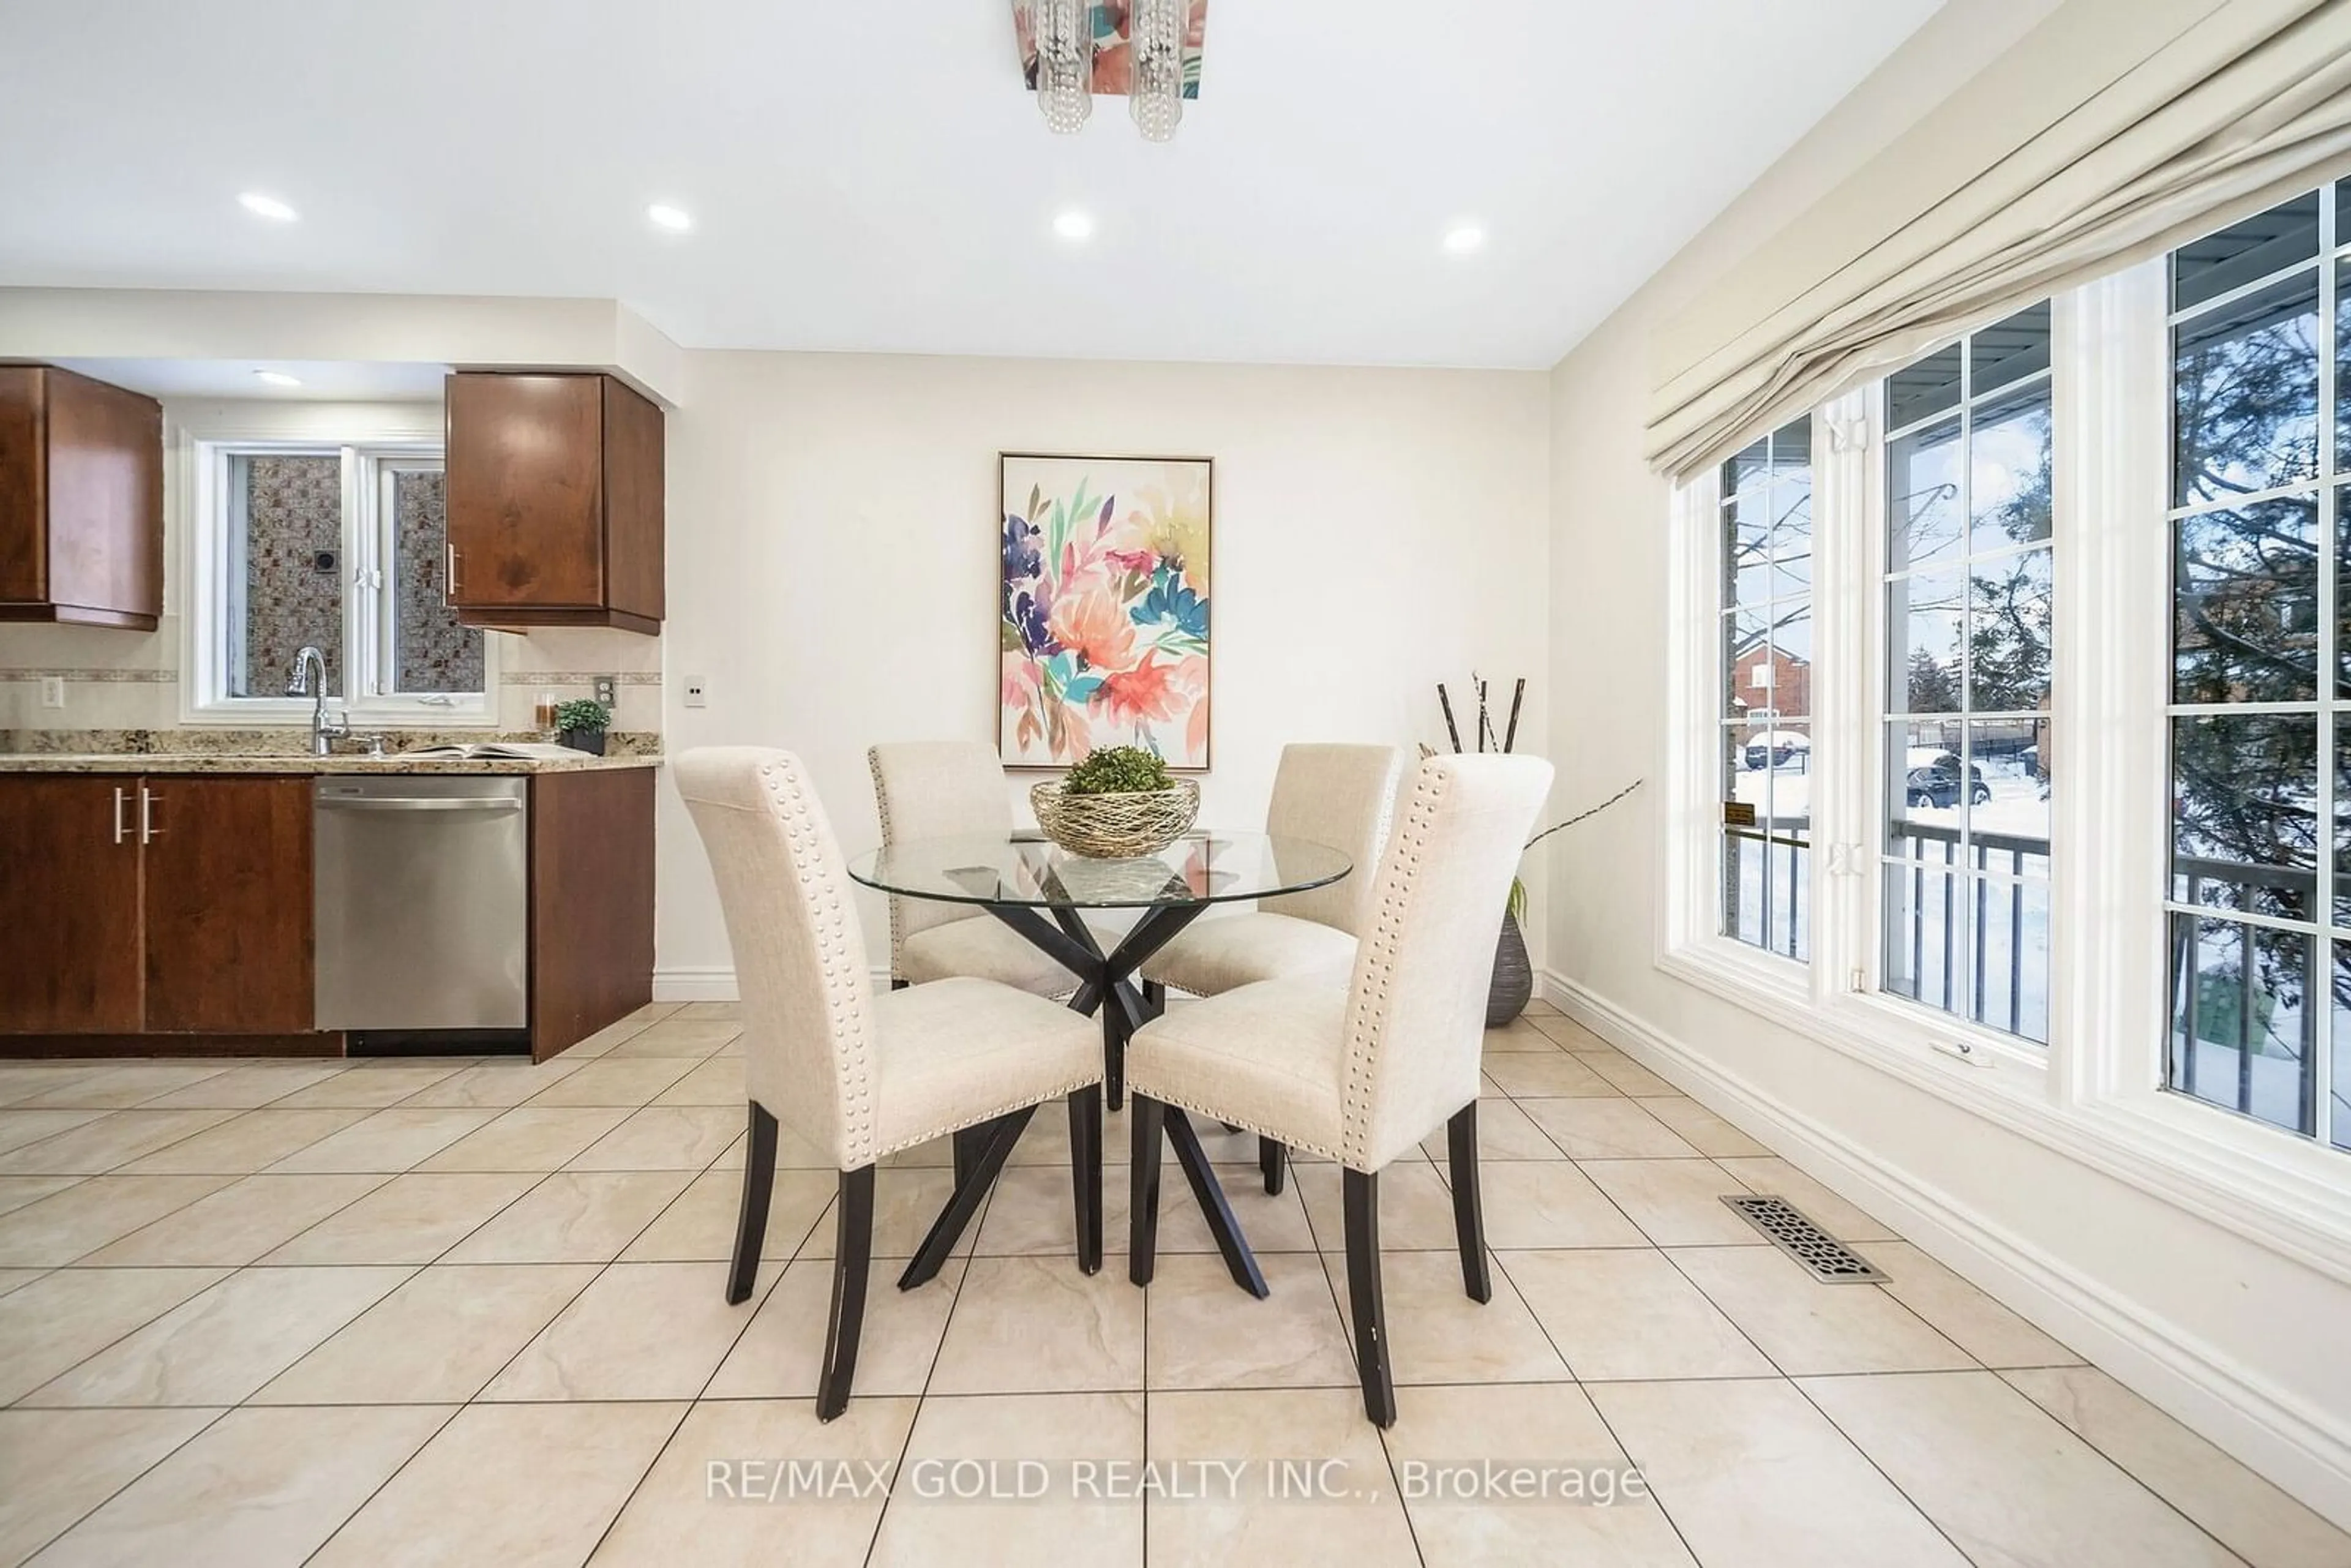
[1905,748,1990,807]
[1744,730,1812,770]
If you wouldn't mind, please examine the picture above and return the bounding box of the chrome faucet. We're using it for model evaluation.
[287,645,350,756]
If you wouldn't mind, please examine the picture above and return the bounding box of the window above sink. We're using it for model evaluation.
[178,401,500,729]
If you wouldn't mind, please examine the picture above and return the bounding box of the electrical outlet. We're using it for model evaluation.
[593,676,617,708]
[683,677,708,709]
[39,676,66,709]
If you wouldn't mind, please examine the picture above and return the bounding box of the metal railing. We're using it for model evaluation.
[2168,856,2319,1125]
[1886,819,2049,1036]
[1725,819,1810,958]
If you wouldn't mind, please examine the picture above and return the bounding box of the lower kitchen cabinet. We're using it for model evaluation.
[141,777,313,1033]
[0,766,653,1058]
[0,776,145,1033]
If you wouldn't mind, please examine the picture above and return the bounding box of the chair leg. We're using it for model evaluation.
[1164,1108,1269,1299]
[1069,1086,1102,1275]
[899,1106,1035,1291]
[726,1101,779,1305]
[890,977,909,991]
[1142,978,1166,1018]
[951,1122,992,1191]
[1128,1094,1165,1286]
[1343,1167,1397,1428]
[818,1165,875,1422]
[1259,1136,1286,1195]
[1445,1101,1492,1303]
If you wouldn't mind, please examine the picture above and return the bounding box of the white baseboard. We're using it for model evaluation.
[653,965,894,1003]
[1538,966,2351,1532]
[652,967,739,1003]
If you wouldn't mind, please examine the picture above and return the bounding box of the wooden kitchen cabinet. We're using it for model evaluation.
[0,365,165,630]
[444,372,664,634]
[0,778,145,1033]
[141,778,313,1033]
[0,775,311,1037]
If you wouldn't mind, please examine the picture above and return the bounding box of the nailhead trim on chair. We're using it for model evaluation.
[866,746,906,986]
[1141,1087,1345,1165]
[871,1073,1103,1158]
[758,756,880,1167]
[1337,764,1448,1169]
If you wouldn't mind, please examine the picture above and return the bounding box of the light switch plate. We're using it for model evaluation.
[39,676,66,708]
[683,677,707,709]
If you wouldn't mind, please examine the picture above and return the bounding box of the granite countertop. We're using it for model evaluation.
[0,752,662,775]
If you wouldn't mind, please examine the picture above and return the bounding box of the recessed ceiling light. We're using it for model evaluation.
[253,370,302,388]
[1443,223,1486,255]
[1052,209,1095,242]
[647,204,693,233]
[238,192,298,222]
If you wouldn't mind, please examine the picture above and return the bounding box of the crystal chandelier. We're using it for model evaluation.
[1127,0,1187,142]
[1033,0,1094,135]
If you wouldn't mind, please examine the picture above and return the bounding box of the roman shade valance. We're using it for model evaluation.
[1644,0,2351,478]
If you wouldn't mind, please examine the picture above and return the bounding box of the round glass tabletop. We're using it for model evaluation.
[847,831,1351,910]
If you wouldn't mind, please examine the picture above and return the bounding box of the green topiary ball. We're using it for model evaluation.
[1062,745,1174,796]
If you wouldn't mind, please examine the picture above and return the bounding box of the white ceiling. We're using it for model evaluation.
[0,1,1941,370]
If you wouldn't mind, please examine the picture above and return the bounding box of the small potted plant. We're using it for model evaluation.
[553,697,611,756]
[1031,745,1201,858]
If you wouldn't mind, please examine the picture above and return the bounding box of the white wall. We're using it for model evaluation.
[654,349,1551,991]
[1542,0,2351,1526]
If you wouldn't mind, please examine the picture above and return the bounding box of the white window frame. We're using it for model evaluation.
[1660,262,2351,1278]
[176,405,498,729]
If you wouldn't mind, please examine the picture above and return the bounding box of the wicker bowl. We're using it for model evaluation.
[1030,778,1201,858]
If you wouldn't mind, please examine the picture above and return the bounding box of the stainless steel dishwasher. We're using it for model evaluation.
[314,775,530,1035]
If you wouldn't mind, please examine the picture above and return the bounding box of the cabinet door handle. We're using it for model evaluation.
[139,786,161,844]
[113,786,130,845]
[446,543,460,602]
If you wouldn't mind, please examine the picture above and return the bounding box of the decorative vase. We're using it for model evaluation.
[1487,911,1532,1027]
[558,729,607,756]
[1030,778,1201,858]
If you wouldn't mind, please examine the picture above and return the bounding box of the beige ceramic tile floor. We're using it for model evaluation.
[0,1000,2344,1567]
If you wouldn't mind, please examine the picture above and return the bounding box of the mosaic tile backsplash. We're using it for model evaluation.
[234,455,343,699]
[231,457,482,699]
[392,470,483,694]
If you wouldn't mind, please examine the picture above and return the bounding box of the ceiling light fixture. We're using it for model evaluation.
[238,192,298,222]
[253,370,303,387]
[1052,210,1095,242]
[1128,0,1187,143]
[1032,0,1093,134]
[1444,224,1487,255]
[647,204,693,233]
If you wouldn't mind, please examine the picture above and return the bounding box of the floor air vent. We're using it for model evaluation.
[1721,1194,1888,1283]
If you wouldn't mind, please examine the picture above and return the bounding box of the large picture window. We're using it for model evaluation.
[1719,416,1813,961]
[1880,305,2054,1043]
[2165,182,2351,1150]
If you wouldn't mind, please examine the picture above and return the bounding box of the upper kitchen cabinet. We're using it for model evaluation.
[443,371,665,634]
[0,365,164,630]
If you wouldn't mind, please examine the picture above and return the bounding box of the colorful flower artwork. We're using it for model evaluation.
[1000,454,1212,768]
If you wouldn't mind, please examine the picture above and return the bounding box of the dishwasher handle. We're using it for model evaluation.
[316,795,523,813]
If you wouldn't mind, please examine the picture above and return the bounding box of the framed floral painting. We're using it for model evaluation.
[999,452,1212,769]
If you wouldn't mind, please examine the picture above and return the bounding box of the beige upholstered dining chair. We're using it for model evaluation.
[677,746,1105,1421]
[868,741,1076,997]
[1123,752,1554,1427]
[1139,741,1407,1192]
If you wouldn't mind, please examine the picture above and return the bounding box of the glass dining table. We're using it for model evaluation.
[847,830,1351,1291]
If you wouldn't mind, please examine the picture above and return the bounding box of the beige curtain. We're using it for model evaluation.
[1646,0,2351,478]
